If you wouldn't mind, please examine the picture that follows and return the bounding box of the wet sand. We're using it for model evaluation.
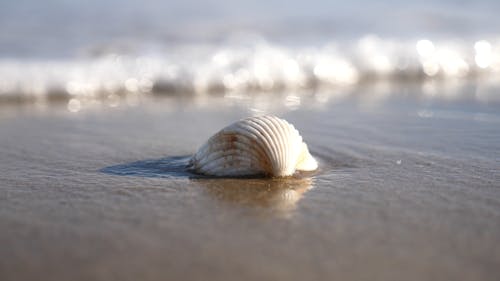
[1,90,500,281]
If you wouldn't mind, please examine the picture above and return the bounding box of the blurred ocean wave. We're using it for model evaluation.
[1,0,500,105]
[1,36,500,103]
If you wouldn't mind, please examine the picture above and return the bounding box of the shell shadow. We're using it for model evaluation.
[100,156,197,179]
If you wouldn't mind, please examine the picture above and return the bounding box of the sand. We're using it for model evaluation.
[1,90,499,281]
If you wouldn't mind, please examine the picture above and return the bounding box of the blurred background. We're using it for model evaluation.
[1,0,500,110]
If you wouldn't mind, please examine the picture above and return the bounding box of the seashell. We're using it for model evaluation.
[188,115,318,177]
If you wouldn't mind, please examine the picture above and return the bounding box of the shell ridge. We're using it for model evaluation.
[261,116,287,173]
[201,156,258,175]
[258,117,293,175]
[196,148,260,170]
[255,116,282,170]
[275,117,293,173]
[195,136,265,170]
[245,118,280,173]
[240,119,276,172]
[196,127,271,174]
[233,123,272,171]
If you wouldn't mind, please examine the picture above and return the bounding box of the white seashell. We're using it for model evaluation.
[189,115,318,177]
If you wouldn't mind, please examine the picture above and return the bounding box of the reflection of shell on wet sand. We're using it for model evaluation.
[198,177,313,211]
[189,116,318,177]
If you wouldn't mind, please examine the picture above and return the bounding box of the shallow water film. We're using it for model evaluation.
[1,89,500,281]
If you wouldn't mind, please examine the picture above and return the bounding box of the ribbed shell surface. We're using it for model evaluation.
[189,116,313,177]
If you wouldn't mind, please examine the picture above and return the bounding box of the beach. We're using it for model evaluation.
[2,0,500,279]
[1,87,499,280]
